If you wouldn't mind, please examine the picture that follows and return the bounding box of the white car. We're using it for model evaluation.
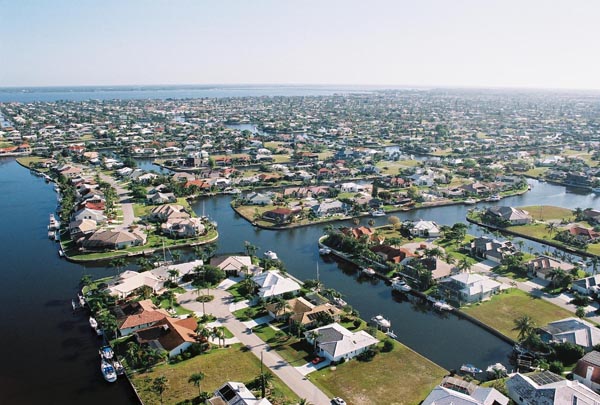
[332,398,346,405]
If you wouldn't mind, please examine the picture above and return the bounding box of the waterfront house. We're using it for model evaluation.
[262,207,300,224]
[149,204,189,222]
[526,256,575,280]
[208,381,272,405]
[506,371,600,405]
[470,236,517,263]
[81,229,146,250]
[252,270,301,298]
[160,217,206,238]
[72,207,107,224]
[569,225,600,243]
[572,275,600,296]
[410,220,441,238]
[134,316,198,358]
[266,296,313,320]
[371,245,415,264]
[242,192,273,206]
[150,260,203,284]
[310,199,347,217]
[210,255,261,277]
[305,322,379,363]
[539,317,600,350]
[68,218,97,238]
[485,206,532,225]
[113,299,170,336]
[573,351,600,392]
[582,209,600,225]
[107,270,164,299]
[423,376,508,405]
[441,273,501,303]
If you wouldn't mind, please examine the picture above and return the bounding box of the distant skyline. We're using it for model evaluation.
[1,0,599,90]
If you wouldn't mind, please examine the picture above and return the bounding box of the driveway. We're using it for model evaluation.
[296,359,332,376]
[98,172,135,230]
[178,285,332,405]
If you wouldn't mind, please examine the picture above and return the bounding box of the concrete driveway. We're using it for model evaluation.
[296,359,332,376]
[177,285,331,404]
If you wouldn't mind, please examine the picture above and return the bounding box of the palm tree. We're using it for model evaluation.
[110,257,126,276]
[272,296,290,318]
[513,315,536,341]
[136,257,153,272]
[444,253,456,266]
[548,268,566,288]
[244,241,258,257]
[167,269,179,283]
[545,222,557,237]
[457,257,471,273]
[308,330,320,352]
[188,372,205,400]
[171,250,181,263]
[298,399,313,405]
[150,376,169,405]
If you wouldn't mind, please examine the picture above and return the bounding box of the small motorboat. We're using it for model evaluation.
[460,364,482,374]
[371,315,391,330]
[391,278,411,292]
[361,267,376,277]
[71,299,80,311]
[101,360,118,383]
[370,209,386,217]
[99,345,114,360]
[463,198,477,205]
[58,248,65,258]
[433,301,453,311]
[264,250,279,260]
[319,247,332,255]
[48,230,56,240]
[486,194,501,202]
[89,316,98,329]
[112,360,125,376]
[332,297,347,308]
[78,294,86,308]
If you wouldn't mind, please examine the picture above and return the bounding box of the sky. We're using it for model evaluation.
[1,0,599,89]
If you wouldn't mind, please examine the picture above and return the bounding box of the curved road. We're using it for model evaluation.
[178,284,332,405]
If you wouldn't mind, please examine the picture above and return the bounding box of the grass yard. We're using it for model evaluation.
[520,167,549,178]
[462,289,574,340]
[134,197,194,218]
[16,156,48,168]
[376,160,420,175]
[518,206,573,221]
[252,324,314,366]
[232,306,268,322]
[506,223,556,240]
[310,339,446,405]
[226,282,251,302]
[131,344,298,405]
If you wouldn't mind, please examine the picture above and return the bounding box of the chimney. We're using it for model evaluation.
[586,366,594,382]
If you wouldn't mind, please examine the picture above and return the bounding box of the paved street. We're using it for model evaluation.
[178,282,332,405]
[98,172,135,230]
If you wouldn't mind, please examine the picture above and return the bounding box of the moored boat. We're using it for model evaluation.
[463,198,477,205]
[460,363,482,374]
[370,209,386,217]
[112,359,125,376]
[264,250,279,260]
[391,277,411,292]
[101,360,118,383]
[371,314,391,331]
[99,345,114,360]
[361,267,376,277]
[89,316,98,329]
[486,194,501,202]
[486,362,507,377]
[433,301,453,311]
[319,247,331,255]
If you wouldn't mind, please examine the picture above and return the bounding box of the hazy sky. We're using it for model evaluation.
[1,0,599,89]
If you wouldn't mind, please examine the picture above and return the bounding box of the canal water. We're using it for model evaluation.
[1,156,598,403]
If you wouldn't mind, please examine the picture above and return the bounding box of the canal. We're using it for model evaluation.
[1,156,598,403]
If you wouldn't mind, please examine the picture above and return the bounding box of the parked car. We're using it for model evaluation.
[332,398,347,405]
[311,356,325,365]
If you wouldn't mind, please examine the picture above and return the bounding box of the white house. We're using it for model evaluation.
[442,273,502,303]
[411,220,441,238]
[210,255,262,276]
[305,322,379,363]
[107,270,164,298]
[150,260,204,284]
[72,208,107,223]
[423,377,508,405]
[252,270,301,298]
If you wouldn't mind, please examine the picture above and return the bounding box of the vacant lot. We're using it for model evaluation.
[518,205,573,221]
[462,289,574,340]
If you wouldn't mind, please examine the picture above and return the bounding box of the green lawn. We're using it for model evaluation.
[131,344,298,405]
[462,289,575,340]
[520,167,549,178]
[310,339,447,405]
[134,198,195,218]
[376,160,420,175]
[158,299,193,316]
[252,324,314,366]
[232,306,268,322]
[16,156,47,168]
[518,206,573,221]
[506,223,555,240]
[226,282,251,302]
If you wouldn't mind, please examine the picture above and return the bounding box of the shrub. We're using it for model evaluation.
[549,360,564,374]
[196,295,214,303]
[553,342,585,365]
[576,306,586,318]
[353,319,362,329]
[382,339,394,353]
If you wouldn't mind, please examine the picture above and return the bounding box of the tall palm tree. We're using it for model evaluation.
[272,296,290,318]
[110,257,126,276]
[513,315,536,341]
[188,372,205,400]
[457,257,472,273]
[308,330,320,352]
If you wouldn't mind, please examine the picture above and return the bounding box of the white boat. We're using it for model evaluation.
[361,267,376,277]
[101,360,118,383]
[371,209,386,217]
[371,314,391,330]
[463,198,477,205]
[89,316,98,329]
[58,248,64,258]
[99,345,114,360]
[433,301,453,311]
[264,250,279,260]
[332,296,347,308]
[460,364,482,374]
[486,194,501,202]
[48,214,60,230]
[71,299,79,311]
[319,247,331,255]
[386,330,397,339]
[391,278,411,292]
[48,230,56,240]
[78,294,86,308]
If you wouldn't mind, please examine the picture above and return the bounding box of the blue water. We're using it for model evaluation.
[0,85,374,103]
